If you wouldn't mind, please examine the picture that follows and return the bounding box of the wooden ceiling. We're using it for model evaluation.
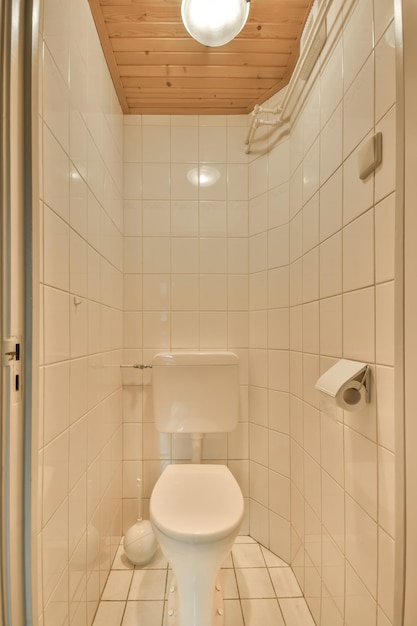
[88,0,315,115]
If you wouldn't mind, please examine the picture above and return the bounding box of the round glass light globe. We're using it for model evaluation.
[181,0,250,47]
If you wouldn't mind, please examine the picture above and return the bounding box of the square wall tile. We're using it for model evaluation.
[199,201,227,236]
[44,286,70,364]
[142,200,170,236]
[345,496,378,596]
[171,237,199,274]
[200,238,227,273]
[343,57,374,159]
[249,192,268,236]
[344,427,377,519]
[199,126,227,163]
[342,0,373,92]
[142,164,170,199]
[342,209,374,291]
[343,287,375,362]
[171,125,198,162]
[171,200,198,236]
[142,237,171,274]
[320,40,343,128]
[375,193,395,283]
[171,312,199,348]
[376,281,395,366]
[375,23,396,123]
[320,105,343,186]
[171,164,199,200]
[142,126,170,162]
[320,234,342,298]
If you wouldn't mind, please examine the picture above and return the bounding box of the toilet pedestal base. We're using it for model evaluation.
[166,574,225,626]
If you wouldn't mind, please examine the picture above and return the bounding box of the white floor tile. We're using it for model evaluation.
[241,599,285,626]
[122,600,164,626]
[235,568,275,599]
[102,570,134,601]
[128,570,167,601]
[269,567,303,598]
[232,543,265,568]
[92,601,125,626]
[224,599,244,626]
[279,597,316,626]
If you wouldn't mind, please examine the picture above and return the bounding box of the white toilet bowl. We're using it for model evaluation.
[150,464,244,626]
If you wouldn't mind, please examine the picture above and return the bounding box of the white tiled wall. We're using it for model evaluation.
[36,0,397,625]
[244,0,396,624]
[121,114,250,532]
[38,0,124,624]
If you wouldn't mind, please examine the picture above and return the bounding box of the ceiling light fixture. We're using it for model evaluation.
[181,0,250,47]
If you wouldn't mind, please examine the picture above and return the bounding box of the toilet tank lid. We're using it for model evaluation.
[152,351,238,366]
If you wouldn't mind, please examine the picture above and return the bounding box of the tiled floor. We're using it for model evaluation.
[92,536,316,626]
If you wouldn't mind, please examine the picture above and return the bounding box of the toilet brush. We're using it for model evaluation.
[123,478,157,566]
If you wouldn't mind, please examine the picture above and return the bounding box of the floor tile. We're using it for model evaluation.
[240,598,285,626]
[102,570,133,601]
[279,597,316,625]
[235,568,275,599]
[122,600,164,626]
[269,567,303,598]
[224,599,244,626]
[128,569,167,601]
[261,546,289,568]
[232,543,265,568]
[92,601,125,626]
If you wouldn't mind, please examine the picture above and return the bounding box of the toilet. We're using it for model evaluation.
[149,351,244,626]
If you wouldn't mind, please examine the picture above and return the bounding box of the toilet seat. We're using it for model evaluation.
[150,464,244,543]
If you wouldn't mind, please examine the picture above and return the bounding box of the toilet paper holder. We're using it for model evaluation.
[315,359,370,407]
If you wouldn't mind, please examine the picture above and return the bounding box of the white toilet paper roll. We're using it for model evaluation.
[336,379,366,412]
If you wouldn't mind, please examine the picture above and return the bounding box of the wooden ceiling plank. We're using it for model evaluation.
[106,22,304,40]
[125,88,270,97]
[129,108,251,114]
[121,76,278,89]
[114,51,291,67]
[109,36,298,54]
[118,64,286,79]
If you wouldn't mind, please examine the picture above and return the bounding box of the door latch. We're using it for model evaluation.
[2,337,22,398]
[3,338,20,366]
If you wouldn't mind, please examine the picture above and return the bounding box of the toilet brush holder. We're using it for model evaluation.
[123,478,157,566]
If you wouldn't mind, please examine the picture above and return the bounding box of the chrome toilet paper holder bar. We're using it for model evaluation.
[357,365,370,403]
[120,364,153,370]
